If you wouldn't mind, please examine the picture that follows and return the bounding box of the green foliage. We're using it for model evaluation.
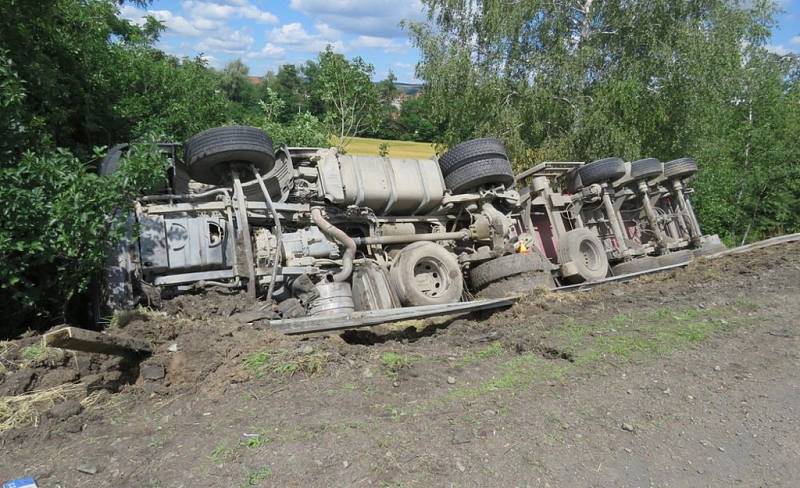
[410,0,800,241]
[112,50,233,142]
[0,142,167,326]
[265,64,309,122]
[379,351,415,377]
[314,47,381,147]
[249,88,329,147]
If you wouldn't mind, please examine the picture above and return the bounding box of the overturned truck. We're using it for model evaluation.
[96,126,724,328]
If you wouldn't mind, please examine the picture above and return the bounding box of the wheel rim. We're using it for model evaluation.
[412,257,449,298]
[579,239,602,272]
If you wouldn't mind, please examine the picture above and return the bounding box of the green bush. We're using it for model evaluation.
[249,88,330,147]
[0,142,167,327]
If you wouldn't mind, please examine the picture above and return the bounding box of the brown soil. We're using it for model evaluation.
[2,243,799,487]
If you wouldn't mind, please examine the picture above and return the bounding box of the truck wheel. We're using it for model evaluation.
[664,158,698,180]
[611,255,662,275]
[444,158,515,193]
[469,252,548,290]
[438,138,508,175]
[629,158,663,180]
[184,126,275,185]
[657,249,693,267]
[557,228,609,283]
[573,157,626,188]
[389,242,464,306]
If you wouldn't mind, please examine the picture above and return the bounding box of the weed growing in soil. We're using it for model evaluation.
[457,341,505,367]
[240,432,272,449]
[209,444,236,465]
[19,343,63,368]
[243,350,326,377]
[380,352,415,377]
[241,466,272,486]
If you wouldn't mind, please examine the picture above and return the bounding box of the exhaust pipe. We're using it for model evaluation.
[310,207,356,282]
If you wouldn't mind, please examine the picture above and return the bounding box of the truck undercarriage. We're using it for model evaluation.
[96,126,725,329]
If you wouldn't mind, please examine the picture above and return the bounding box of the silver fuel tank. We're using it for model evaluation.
[316,149,446,215]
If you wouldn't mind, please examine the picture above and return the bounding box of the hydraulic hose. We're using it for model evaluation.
[310,207,356,282]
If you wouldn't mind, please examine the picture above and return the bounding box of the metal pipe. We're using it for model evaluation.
[252,166,283,300]
[231,170,257,299]
[310,207,356,282]
[352,229,470,246]
[139,188,230,202]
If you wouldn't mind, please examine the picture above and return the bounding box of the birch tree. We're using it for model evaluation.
[315,47,381,149]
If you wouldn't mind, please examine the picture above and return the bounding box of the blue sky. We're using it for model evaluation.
[120,1,800,83]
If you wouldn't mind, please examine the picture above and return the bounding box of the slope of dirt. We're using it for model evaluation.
[2,243,799,487]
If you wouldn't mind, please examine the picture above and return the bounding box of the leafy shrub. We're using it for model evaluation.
[250,88,330,147]
[0,142,167,328]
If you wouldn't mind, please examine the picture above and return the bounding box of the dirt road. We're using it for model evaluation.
[2,243,799,487]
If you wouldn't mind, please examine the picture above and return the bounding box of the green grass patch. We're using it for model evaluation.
[243,350,326,378]
[450,304,752,402]
[241,466,272,486]
[379,351,416,378]
[20,343,64,368]
[456,341,505,367]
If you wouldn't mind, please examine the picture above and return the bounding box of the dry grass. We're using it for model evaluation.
[334,136,436,159]
[0,383,84,432]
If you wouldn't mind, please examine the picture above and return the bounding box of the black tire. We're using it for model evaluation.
[438,138,508,176]
[469,252,548,290]
[611,255,662,275]
[389,242,464,306]
[657,249,693,267]
[184,126,275,185]
[572,157,626,189]
[664,158,698,180]
[99,144,129,176]
[557,228,609,283]
[629,158,663,180]
[477,271,555,298]
[444,158,515,193]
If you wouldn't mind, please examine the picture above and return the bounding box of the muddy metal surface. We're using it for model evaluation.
[1,243,799,487]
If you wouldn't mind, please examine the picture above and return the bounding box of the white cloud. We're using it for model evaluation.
[245,43,287,59]
[289,0,424,37]
[148,10,203,36]
[239,4,279,23]
[765,44,791,56]
[198,30,254,53]
[791,36,800,46]
[268,22,343,52]
[350,35,407,53]
[182,1,278,23]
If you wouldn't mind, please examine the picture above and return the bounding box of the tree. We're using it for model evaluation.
[314,47,381,148]
[219,58,258,106]
[266,64,308,122]
[408,0,799,242]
